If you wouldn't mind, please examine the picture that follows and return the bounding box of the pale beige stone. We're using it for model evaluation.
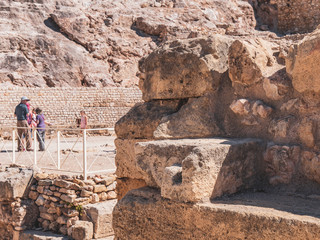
[154,94,221,139]
[139,35,233,101]
[115,139,147,179]
[107,191,117,200]
[93,184,108,193]
[228,39,277,86]
[230,99,250,115]
[0,168,33,200]
[82,200,117,238]
[135,138,265,202]
[60,194,77,203]
[91,193,100,203]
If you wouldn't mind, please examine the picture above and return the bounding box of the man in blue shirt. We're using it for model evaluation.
[14,97,32,151]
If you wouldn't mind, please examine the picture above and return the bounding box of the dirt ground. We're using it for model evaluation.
[0,135,116,177]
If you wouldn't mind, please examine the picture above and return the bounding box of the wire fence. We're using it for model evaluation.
[0,126,116,179]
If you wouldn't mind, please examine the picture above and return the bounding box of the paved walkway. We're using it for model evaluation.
[0,135,116,176]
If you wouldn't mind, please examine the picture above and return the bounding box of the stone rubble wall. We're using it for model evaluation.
[0,87,142,128]
[0,166,117,239]
[28,172,117,237]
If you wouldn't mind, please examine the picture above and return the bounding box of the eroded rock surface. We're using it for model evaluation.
[0,0,257,87]
[133,138,265,202]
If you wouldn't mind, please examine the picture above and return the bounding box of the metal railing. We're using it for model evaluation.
[0,126,116,179]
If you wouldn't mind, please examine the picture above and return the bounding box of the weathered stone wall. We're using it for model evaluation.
[0,167,117,239]
[0,87,142,128]
[277,0,320,34]
[29,173,117,238]
[113,30,320,238]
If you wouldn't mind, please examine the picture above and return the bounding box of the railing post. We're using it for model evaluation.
[12,130,15,164]
[57,131,61,169]
[83,129,87,180]
[34,130,37,167]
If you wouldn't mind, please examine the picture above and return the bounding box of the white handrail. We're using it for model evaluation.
[12,130,15,164]
[83,129,87,180]
[0,127,116,180]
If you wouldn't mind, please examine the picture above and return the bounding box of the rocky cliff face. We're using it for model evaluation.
[0,0,260,87]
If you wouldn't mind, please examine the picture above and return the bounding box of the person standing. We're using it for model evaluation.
[80,110,88,129]
[35,108,51,151]
[14,96,32,151]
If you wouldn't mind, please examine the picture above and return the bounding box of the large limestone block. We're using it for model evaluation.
[286,29,320,93]
[0,167,33,200]
[113,188,320,240]
[115,139,147,179]
[134,138,265,202]
[154,94,222,139]
[228,38,278,86]
[115,100,182,139]
[82,200,117,238]
[139,35,233,101]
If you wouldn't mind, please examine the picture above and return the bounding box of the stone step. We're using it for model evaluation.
[113,187,320,240]
[131,138,266,202]
[19,230,114,240]
[19,230,69,240]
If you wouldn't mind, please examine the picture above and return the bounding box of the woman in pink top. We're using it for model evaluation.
[80,111,88,129]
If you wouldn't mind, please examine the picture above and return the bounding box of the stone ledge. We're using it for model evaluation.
[133,138,265,202]
[113,188,320,240]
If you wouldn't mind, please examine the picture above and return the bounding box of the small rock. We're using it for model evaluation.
[54,179,71,188]
[99,192,108,201]
[71,221,93,240]
[91,193,99,203]
[35,195,45,206]
[230,99,250,115]
[37,186,44,194]
[28,191,39,200]
[59,188,76,195]
[47,207,57,214]
[107,191,117,200]
[60,194,77,203]
[38,179,53,186]
[57,215,68,225]
[54,192,62,197]
[93,184,108,193]
[44,189,53,196]
[81,189,93,197]
[40,212,55,221]
[106,182,117,191]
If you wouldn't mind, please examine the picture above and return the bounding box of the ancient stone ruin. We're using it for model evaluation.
[113,23,320,240]
[0,167,117,239]
[3,0,320,239]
